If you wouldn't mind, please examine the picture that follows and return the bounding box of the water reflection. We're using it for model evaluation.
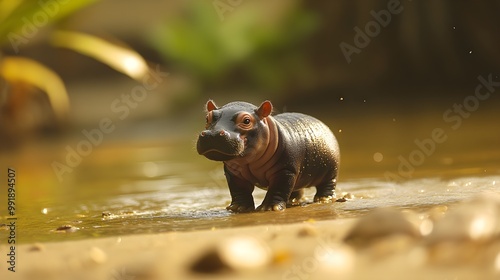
[9,142,500,244]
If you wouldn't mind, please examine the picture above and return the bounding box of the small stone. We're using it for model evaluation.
[426,194,500,245]
[28,243,45,252]
[427,205,448,222]
[336,192,354,202]
[88,247,107,264]
[102,211,112,218]
[191,236,271,273]
[219,236,271,270]
[297,226,318,237]
[343,193,355,200]
[424,194,500,265]
[316,245,356,276]
[419,219,434,236]
[191,250,227,273]
[344,208,420,247]
[54,225,79,233]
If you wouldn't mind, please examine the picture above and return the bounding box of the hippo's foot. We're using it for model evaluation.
[314,181,336,203]
[226,203,255,213]
[288,189,306,206]
[314,195,335,203]
[256,201,286,211]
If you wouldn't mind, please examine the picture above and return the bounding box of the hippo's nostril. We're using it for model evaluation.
[200,130,211,137]
[199,130,230,138]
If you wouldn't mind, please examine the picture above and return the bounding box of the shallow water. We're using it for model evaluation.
[2,100,500,244]
[3,140,499,244]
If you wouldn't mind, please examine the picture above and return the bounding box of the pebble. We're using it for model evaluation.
[191,236,271,273]
[27,243,45,252]
[344,208,420,247]
[88,247,107,264]
[316,244,356,276]
[427,205,448,222]
[342,192,355,200]
[424,194,500,265]
[102,211,112,218]
[54,225,79,233]
[336,192,354,202]
[297,226,318,237]
[426,194,500,245]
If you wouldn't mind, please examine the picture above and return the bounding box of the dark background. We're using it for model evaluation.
[1,0,500,180]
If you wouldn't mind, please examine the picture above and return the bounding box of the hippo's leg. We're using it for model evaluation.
[288,189,306,206]
[314,178,336,203]
[224,168,255,213]
[257,170,296,211]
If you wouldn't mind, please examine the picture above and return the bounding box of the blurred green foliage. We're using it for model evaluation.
[0,0,100,144]
[0,0,155,145]
[150,0,318,91]
[0,0,98,46]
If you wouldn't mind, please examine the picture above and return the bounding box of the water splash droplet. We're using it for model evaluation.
[373,152,384,162]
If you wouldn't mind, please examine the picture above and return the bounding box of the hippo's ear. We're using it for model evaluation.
[206,100,218,112]
[256,100,273,119]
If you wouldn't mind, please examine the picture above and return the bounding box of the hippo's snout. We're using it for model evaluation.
[200,129,229,138]
[197,129,243,161]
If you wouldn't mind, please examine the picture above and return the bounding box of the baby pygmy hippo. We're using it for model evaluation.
[196,100,340,212]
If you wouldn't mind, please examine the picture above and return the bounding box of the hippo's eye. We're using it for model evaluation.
[237,113,254,130]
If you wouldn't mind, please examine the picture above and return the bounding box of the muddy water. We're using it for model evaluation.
[3,141,498,244]
[2,101,500,244]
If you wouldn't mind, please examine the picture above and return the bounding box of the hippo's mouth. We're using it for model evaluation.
[199,149,241,161]
[197,132,244,161]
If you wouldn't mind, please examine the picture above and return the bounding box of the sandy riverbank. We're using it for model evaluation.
[2,194,500,280]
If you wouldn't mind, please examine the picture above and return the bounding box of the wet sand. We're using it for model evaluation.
[1,101,499,279]
[2,192,500,280]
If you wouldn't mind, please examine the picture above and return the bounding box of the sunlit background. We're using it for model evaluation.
[1,0,500,243]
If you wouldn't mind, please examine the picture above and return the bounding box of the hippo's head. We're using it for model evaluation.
[196,100,273,161]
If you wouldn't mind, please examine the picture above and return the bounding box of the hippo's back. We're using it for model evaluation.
[273,113,340,188]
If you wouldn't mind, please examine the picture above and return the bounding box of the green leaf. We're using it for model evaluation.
[0,0,99,46]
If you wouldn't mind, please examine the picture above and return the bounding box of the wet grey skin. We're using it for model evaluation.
[197,100,340,212]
